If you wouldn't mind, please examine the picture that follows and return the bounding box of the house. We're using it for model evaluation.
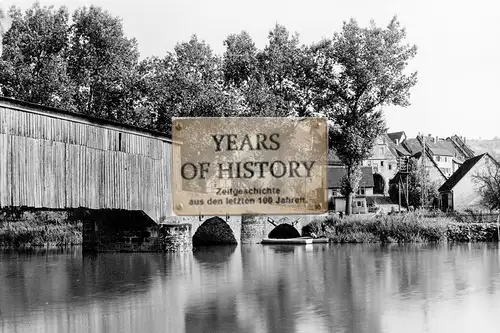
[438,153,497,212]
[445,135,475,173]
[447,135,475,162]
[402,134,476,180]
[387,131,407,145]
[327,166,374,214]
[418,137,454,177]
[409,150,448,186]
[328,132,411,196]
[361,134,409,195]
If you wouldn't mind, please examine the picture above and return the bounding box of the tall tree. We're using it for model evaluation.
[68,5,140,120]
[0,7,5,55]
[389,157,439,209]
[222,30,257,88]
[137,35,241,135]
[222,25,317,117]
[316,17,418,214]
[0,3,73,109]
[256,24,309,117]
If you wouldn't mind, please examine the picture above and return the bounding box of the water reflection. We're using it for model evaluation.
[1,243,500,333]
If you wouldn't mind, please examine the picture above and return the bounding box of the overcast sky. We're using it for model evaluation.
[1,0,499,140]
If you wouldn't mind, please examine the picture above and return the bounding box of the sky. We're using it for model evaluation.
[1,0,499,140]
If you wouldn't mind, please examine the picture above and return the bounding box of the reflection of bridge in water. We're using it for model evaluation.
[0,97,321,250]
[3,244,500,333]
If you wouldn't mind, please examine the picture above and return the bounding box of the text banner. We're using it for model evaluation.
[172,117,327,216]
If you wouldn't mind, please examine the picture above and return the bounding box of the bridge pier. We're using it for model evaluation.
[159,223,192,252]
[81,210,160,252]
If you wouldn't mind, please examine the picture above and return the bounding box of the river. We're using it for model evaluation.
[1,243,500,333]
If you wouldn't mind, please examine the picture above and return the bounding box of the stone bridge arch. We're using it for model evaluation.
[171,215,242,245]
[192,217,238,246]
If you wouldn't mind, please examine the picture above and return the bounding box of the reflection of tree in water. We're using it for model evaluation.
[0,250,164,317]
[184,274,297,333]
[5,243,500,332]
[253,275,297,333]
[185,299,244,333]
[189,241,499,332]
[80,253,164,296]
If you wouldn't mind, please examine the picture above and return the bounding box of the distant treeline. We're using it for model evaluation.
[468,139,500,161]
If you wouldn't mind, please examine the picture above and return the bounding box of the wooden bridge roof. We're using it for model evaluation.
[0,96,174,143]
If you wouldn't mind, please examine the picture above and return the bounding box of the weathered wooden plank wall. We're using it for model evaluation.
[0,103,173,223]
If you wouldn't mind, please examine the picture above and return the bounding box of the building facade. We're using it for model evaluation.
[439,153,497,211]
[327,166,374,214]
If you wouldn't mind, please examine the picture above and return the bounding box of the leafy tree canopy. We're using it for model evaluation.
[0,6,418,216]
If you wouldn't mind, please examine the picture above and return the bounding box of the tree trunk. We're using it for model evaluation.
[345,191,353,216]
[344,165,356,216]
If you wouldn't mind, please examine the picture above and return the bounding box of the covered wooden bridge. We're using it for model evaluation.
[0,97,173,224]
[0,97,314,251]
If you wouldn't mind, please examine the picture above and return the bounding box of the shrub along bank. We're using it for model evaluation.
[302,213,500,243]
[0,208,82,247]
[2,208,499,247]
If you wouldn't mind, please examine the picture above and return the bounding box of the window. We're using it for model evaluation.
[380,147,384,155]
[436,156,441,162]
[381,161,384,167]
[118,132,123,151]
[389,164,392,170]
[444,157,447,162]
[357,201,362,207]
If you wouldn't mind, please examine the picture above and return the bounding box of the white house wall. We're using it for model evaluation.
[453,156,491,210]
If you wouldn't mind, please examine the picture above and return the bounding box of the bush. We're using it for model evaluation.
[0,209,82,247]
[302,212,451,243]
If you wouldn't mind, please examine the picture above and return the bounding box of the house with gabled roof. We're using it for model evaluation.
[401,134,476,180]
[439,153,498,211]
[416,136,455,178]
[410,150,448,185]
[327,166,374,214]
[360,133,410,195]
[328,132,411,197]
[447,135,475,161]
[387,131,407,145]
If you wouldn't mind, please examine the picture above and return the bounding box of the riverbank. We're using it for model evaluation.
[0,209,81,247]
[2,208,499,247]
[302,213,500,243]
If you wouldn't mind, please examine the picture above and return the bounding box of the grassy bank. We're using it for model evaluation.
[0,209,82,247]
[302,213,500,243]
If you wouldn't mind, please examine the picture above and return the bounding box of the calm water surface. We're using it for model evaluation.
[1,243,500,333]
